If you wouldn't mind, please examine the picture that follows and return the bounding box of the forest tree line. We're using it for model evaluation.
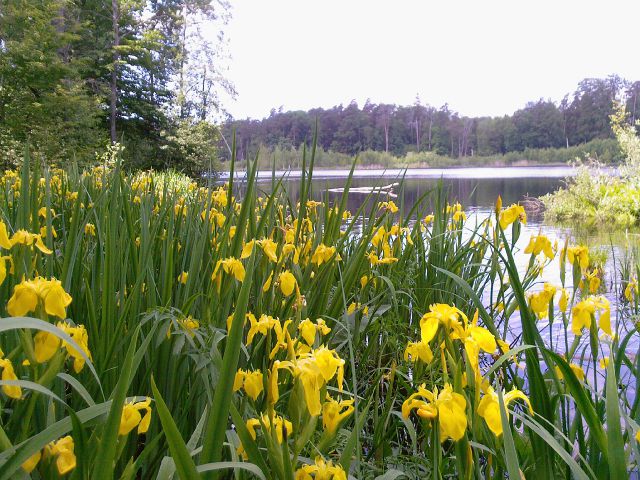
[223,75,639,162]
[0,0,234,173]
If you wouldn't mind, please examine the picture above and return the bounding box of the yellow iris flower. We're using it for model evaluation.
[7,277,72,319]
[298,318,331,346]
[257,238,278,263]
[404,341,433,363]
[57,322,92,373]
[567,245,589,272]
[0,357,21,399]
[34,331,61,363]
[478,387,533,436]
[322,396,354,435]
[295,456,347,480]
[0,255,12,286]
[378,201,398,213]
[524,234,555,260]
[311,244,341,266]
[419,303,467,344]
[571,295,610,336]
[213,257,245,282]
[559,288,569,312]
[279,270,297,297]
[233,369,264,401]
[119,397,152,436]
[625,278,638,302]
[402,383,468,442]
[294,346,345,416]
[585,268,601,293]
[527,283,557,319]
[6,229,53,254]
[498,204,526,230]
[44,435,76,475]
[0,221,13,249]
[366,251,398,265]
[84,223,96,236]
[246,414,292,444]
[451,310,497,377]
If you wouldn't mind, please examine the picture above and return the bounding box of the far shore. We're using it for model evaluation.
[216,164,606,180]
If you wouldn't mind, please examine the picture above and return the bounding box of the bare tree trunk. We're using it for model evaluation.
[110,0,119,144]
[415,120,420,151]
[200,67,207,121]
[384,117,389,153]
[428,117,433,150]
[178,5,188,119]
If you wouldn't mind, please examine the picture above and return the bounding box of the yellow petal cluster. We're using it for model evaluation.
[527,283,557,319]
[567,245,590,272]
[625,278,638,302]
[419,303,467,344]
[322,396,354,435]
[478,387,533,436]
[0,223,53,254]
[246,413,292,444]
[279,270,297,297]
[571,295,610,336]
[233,369,264,401]
[524,234,555,260]
[58,322,92,373]
[402,383,467,442]
[498,204,526,230]
[311,244,340,266]
[119,397,152,436]
[213,257,246,282]
[7,277,72,319]
[295,456,347,480]
[0,357,21,399]
[298,318,331,346]
[294,346,345,416]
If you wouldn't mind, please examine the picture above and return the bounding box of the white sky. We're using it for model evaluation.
[219,0,640,120]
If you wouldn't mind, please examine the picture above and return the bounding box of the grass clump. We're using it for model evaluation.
[542,105,640,227]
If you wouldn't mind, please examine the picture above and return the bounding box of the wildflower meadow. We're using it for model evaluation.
[0,148,637,479]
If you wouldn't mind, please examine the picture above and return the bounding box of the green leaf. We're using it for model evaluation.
[151,376,201,480]
[93,326,140,480]
[196,461,266,479]
[339,401,370,473]
[605,358,626,478]
[498,390,521,480]
[200,251,256,471]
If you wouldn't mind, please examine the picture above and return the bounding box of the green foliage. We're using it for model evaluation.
[232,137,622,170]
[0,0,232,173]
[543,104,640,226]
[0,0,105,163]
[223,75,630,162]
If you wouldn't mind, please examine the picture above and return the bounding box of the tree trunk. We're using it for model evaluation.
[110,0,119,144]
[178,5,188,119]
[200,67,207,121]
[384,117,389,153]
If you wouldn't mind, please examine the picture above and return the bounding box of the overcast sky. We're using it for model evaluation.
[220,1,640,120]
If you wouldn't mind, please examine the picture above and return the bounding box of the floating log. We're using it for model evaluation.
[327,182,398,197]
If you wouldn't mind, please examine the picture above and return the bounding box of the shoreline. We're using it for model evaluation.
[218,164,597,180]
